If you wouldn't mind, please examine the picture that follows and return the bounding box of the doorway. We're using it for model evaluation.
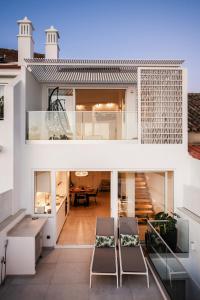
[118,171,174,240]
[57,171,111,245]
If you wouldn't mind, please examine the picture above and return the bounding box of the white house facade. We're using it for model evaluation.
[0,17,200,294]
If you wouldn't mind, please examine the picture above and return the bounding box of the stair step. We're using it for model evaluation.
[135,182,146,186]
[135,210,154,215]
[135,204,153,209]
[136,198,151,202]
[135,186,148,189]
[136,200,152,204]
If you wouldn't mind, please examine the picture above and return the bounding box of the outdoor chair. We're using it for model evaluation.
[118,217,149,288]
[90,217,118,288]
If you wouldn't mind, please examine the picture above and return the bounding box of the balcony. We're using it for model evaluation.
[26,111,138,141]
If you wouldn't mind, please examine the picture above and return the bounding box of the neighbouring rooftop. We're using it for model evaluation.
[188,93,200,160]
[188,145,200,160]
[188,93,200,132]
[0,48,44,69]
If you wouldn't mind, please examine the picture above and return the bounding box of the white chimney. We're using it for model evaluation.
[17,16,34,65]
[45,26,60,59]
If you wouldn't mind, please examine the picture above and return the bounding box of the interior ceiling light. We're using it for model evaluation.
[76,105,85,110]
[106,103,114,107]
[75,171,88,177]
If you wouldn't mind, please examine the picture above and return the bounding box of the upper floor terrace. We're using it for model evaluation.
[24,58,186,144]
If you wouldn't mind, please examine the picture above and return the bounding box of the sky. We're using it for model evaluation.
[0,0,200,91]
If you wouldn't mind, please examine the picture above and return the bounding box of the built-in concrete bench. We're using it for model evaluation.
[0,209,26,233]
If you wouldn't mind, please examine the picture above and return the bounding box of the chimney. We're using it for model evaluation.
[17,16,34,65]
[45,26,60,59]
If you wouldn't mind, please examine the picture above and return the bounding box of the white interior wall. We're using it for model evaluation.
[56,171,68,196]
[125,173,135,217]
[146,172,165,213]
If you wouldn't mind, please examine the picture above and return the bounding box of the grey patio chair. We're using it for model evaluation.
[90,217,118,288]
[118,217,149,288]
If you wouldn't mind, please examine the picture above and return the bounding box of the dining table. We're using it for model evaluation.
[70,187,95,206]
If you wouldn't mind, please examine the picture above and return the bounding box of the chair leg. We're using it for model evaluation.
[120,273,122,287]
[146,273,149,288]
[90,274,92,288]
[116,274,119,288]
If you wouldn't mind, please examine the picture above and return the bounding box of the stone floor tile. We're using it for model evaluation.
[0,284,48,300]
[40,248,61,264]
[51,262,90,284]
[45,283,89,300]
[11,263,56,285]
[58,248,92,263]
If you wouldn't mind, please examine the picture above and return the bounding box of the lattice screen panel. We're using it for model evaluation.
[140,69,183,144]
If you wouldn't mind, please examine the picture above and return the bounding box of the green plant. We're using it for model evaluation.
[154,211,177,235]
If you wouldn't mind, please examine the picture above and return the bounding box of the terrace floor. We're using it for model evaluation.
[0,248,163,300]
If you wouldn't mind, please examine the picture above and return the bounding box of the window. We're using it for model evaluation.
[0,85,4,120]
[34,171,52,214]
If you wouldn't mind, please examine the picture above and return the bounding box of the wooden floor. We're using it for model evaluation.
[57,192,146,245]
[57,192,110,245]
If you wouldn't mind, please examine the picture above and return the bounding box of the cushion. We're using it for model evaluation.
[120,234,139,247]
[95,235,115,248]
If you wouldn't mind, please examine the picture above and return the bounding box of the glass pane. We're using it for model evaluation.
[146,221,200,300]
[27,111,138,140]
[34,171,51,214]
[118,172,135,217]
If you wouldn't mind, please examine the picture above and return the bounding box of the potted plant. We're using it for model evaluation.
[153,212,178,252]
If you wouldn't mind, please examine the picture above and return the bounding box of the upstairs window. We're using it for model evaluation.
[0,85,4,120]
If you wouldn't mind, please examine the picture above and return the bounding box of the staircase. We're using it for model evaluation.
[135,173,154,223]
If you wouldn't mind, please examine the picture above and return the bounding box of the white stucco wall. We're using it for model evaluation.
[13,79,23,214]
[0,190,12,223]
[25,68,42,111]
[0,81,14,194]
[183,158,200,217]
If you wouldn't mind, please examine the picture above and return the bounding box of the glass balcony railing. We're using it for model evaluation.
[26,111,138,141]
[146,220,200,300]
